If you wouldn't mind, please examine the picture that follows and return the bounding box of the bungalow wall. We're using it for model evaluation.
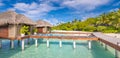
[9,25,34,37]
[37,27,43,33]
[0,24,35,39]
[16,25,21,36]
[8,25,17,38]
[0,25,8,38]
[0,25,17,38]
[37,27,51,33]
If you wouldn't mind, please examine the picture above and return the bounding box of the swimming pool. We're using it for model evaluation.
[0,39,115,58]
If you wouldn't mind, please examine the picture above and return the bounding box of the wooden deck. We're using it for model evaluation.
[30,35,98,40]
[0,31,91,40]
[92,32,120,51]
[17,35,98,40]
[1,31,120,52]
[51,32,91,34]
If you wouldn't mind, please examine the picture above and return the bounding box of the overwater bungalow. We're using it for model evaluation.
[0,11,36,40]
[36,20,52,33]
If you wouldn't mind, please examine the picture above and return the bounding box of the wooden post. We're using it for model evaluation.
[27,39,30,44]
[88,40,91,49]
[49,27,51,33]
[115,49,120,58]
[73,40,76,49]
[0,40,1,48]
[105,44,108,50]
[45,26,47,33]
[11,40,14,49]
[59,40,62,48]
[35,39,38,47]
[30,26,32,35]
[22,39,25,50]
[18,40,20,46]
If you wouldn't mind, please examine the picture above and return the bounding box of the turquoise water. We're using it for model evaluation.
[0,39,115,58]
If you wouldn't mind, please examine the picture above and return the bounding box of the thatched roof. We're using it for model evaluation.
[36,20,52,27]
[0,11,36,26]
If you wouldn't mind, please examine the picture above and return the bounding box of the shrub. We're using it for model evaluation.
[103,30,118,33]
[33,28,38,33]
[97,26,107,32]
[20,25,29,34]
[83,26,96,32]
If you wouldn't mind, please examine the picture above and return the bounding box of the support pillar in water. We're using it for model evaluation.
[115,49,119,58]
[59,40,62,48]
[22,39,25,50]
[100,41,103,46]
[18,40,20,46]
[88,40,91,49]
[11,40,14,49]
[0,40,2,48]
[47,39,49,48]
[73,40,76,49]
[115,42,120,58]
[27,39,30,44]
[35,39,38,47]
[105,44,108,50]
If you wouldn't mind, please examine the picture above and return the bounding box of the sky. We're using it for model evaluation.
[0,0,120,25]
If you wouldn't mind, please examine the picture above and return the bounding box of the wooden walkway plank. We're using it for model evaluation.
[93,32,120,51]
[51,32,91,34]
[29,35,98,40]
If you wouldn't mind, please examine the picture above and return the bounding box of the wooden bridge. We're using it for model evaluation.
[92,32,120,58]
[0,31,120,58]
[92,32,120,51]
[18,35,98,40]
[17,33,97,50]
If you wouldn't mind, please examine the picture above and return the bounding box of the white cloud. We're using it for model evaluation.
[39,0,61,3]
[0,3,3,6]
[7,8,16,11]
[14,3,30,11]
[0,1,4,6]
[26,3,56,15]
[7,0,112,25]
[109,8,119,12]
[10,2,58,20]
[43,18,64,25]
[62,0,110,11]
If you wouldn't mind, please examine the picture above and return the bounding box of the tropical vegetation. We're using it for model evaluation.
[52,9,120,33]
[20,25,30,35]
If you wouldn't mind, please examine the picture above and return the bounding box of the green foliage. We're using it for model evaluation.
[97,26,107,32]
[83,26,96,32]
[52,9,120,33]
[27,32,30,35]
[20,25,29,34]
[117,28,120,32]
[33,28,38,33]
[103,30,118,33]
